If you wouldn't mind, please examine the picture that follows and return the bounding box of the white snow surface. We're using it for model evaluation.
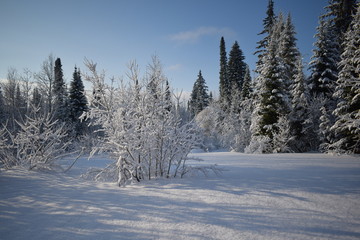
[1,152,360,240]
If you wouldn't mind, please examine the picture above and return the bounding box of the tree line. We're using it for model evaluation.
[0,55,88,138]
[189,0,359,154]
[0,0,359,183]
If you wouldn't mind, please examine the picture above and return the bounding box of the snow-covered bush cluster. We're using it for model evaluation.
[82,57,201,186]
[0,109,75,171]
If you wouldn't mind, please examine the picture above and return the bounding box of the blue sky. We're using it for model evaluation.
[0,0,327,93]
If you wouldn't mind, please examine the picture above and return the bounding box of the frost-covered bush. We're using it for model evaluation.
[83,57,201,186]
[0,125,17,169]
[13,112,72,171]
[0,109,75,171]
[195,104,222,151]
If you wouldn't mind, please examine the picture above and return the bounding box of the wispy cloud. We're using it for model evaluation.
[169,27,235,44]
[167,63,183,71]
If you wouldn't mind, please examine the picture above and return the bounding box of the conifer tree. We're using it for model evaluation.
[309,20,340,98]
[189,70,209,117]
[241,65,252,100]
[69,67,89,137]
[15,85,26,119]
[209,92,213,103]
[164,80,172,112]
[228,41,247,103]
[219,37,229,110]
[255,0,277,67]
[289,59,311,152]
[53,58,68,121]
[330,3,360,153]
[249,15,293,153]
[323,0,357,42]
[31,87,43,110]
[280,14,301,90]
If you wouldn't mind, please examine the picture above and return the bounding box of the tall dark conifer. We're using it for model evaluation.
[255,0,277,67]
[241,65,252,100]
[189,70,209,117]
[53,58,67,121]
[309,20,340,98]
[228,41,246,100]
[331,3,360,153]
[323,0,357,41]
[219,37,229,110]
[69,67,88,136]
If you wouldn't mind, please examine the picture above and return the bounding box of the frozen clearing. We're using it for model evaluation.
[1,152,360,240]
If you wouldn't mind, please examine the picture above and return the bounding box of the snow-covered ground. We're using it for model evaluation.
[1,152,360,240]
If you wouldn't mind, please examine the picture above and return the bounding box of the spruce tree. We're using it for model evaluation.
[189,70,209,117]
[228,41,246,104]
[280,14,301,90]
[53,58,68,121]
[255,0,277,67]
[31,87,43,109]
[69,67,89,137]
[250,15,292,152]
[241,65,252,100]
[323,0,357,42]
[309,19,340,98]
[289,59,311,152]
[331,4,360,153]
[15,85,25,119]
[219,37,229,110]
[164,80,172,112]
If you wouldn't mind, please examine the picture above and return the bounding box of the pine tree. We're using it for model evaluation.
[330,3,360,153]
[15,85,26,119]
[309,19,340,98]
[219,37,229,110]
[319,105,333,152]
[164,80,172,112]
[280,13,301,90]
[68,67,89,137]
[249,15,292,153]
[53,58,68,121]
[31,87,43,110]
[189,70,209,117]
[323,0,357,42]
[289,59,311,152]
[209,91,213,104]
[228,41,247,104]
[241,65,252,100]
[255,0,277,67]
[257,41,288,140]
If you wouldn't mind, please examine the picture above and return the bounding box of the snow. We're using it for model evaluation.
[1,152,360,240]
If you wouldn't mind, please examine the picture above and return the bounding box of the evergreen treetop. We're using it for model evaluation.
[255,0,277,63]
[219,36,229,109]
[228,41,246,95]
[69,67,88,136]
[189,70,209,117]
[53,58,67,120]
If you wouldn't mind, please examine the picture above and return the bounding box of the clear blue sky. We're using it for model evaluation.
[0,0,327,93]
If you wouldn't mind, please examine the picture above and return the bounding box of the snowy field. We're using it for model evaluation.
[1,152,360,240]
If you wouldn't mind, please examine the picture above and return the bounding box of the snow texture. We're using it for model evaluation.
[1,152,360,239]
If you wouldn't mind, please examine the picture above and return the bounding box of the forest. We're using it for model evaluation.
[0,0,359,186]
